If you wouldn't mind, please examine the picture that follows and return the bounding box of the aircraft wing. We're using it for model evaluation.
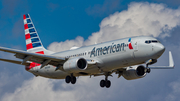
[148,51,174,69]
[0,46,66,67]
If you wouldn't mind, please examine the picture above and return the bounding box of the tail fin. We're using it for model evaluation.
[23,14,54,55]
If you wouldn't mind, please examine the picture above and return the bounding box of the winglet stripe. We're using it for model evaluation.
[23,15,26,20]
[26,43,33,50]
[31,38,40,43]
[25,14,29,18]
[24,24,28,29]
[27,19,31,23]
[30,33,38,38]
[25,34,31,40]
[32,43,42,48]
[36,51,44,54]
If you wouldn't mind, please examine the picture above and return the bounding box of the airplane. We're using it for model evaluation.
[0,14,174,88]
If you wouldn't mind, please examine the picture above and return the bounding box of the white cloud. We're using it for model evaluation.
[48,36,84,52]
[48,2,180,52]
[165,79,180,101]
[0,76,106,101]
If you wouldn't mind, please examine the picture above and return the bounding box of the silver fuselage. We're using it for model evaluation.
[28,36,165,79]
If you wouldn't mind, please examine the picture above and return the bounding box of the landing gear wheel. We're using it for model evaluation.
[100,80,105,87]
[106,80,111,88]
[146,68,151,73]
[71,76,76,84]
[65,76,71,83]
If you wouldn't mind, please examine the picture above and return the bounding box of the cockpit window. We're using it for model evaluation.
[145,40,160,44]
[152,40,158,43]
[145,40,151,44]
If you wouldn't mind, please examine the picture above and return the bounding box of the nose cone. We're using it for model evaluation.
[154,44,165,57]
[158,44,165,53]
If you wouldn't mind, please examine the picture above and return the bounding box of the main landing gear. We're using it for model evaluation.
[65,74,76,84]
[100,73,111,88]
[100,79,111,88]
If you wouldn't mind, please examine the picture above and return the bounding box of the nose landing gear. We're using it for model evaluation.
[145,59,157,73]
[146,68,151,73]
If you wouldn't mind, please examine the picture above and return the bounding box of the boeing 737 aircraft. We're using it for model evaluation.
[0,14,174,88]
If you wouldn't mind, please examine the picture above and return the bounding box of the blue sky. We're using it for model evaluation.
[0,0,119,48]
[1,0,180,101]
[0,0,179,49]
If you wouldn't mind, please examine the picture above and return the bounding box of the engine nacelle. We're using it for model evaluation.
[122,65,146,80]
[63,57,87,73]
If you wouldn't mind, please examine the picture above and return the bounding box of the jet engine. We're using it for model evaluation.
[63,57,87,73]
[122,65,146,80]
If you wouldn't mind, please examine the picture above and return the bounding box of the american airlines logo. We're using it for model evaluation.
[90,38,133,57]
[128,38,133,50]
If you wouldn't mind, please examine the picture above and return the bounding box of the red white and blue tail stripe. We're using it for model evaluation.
[23,14,44,54]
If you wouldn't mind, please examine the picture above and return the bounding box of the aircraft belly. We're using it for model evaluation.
[30,65,67,79]
[36,67,99,79]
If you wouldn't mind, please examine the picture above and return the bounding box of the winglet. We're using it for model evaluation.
[149,51,174,69]
[169,51,174,67]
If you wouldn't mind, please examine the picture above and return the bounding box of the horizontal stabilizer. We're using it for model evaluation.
[0,58,30,66]
[149,51,174,69]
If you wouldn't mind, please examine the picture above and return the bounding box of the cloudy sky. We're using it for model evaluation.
[0,0,180,101]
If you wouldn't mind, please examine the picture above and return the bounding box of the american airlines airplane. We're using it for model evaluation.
[0,14,174,88]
